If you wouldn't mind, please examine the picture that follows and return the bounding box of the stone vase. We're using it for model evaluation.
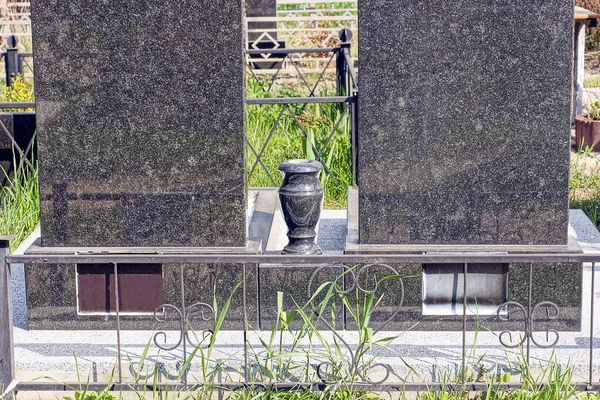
[278,160,324,255]
[575,114,600,151]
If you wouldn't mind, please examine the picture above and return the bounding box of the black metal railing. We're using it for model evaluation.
[1,238,599,394]
[245,38,358,186]
[0,38,358,187]
[1,35,33,87]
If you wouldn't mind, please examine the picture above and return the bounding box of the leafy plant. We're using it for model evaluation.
[0,74,35,110]
[584,100,600,120]
[0,152,39,252]
[246,79,353,209]
[570,145,600,226]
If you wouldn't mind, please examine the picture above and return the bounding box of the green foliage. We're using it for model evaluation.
[578,393,600,400]
[584,76,600,88]
[66,390,117,400]
[570,146,600,226]
[419,391,469,400]
[246,77,353,209]
[482,359,576,400]
[0,154,39,252]
[584,101,600,120]
[0,75,35,110]
[230,389,383,400]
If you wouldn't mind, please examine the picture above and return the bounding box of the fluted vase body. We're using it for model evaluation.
[278,159,323,255]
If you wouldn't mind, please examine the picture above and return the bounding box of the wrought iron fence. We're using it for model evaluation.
[0,35,32,86]
[246,37,357,187]
[0,39,356,193]
[1,240,599,394]
[248,0,358,73]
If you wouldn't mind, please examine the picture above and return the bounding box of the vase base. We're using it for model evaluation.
[281,241,322,255]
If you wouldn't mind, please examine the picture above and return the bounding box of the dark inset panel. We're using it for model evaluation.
[76,263,164,314]
[25,263,256,330]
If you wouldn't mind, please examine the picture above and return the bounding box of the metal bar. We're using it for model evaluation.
[590,262,596,385]
[351,94,358,184]
[9,252,600,265]
[242,264,249,383]
[245,52,288,94]
[21,129,37,160]
[13,381,600,393]
[343,48,357,88]
[308,51,336,97]
[247,104,287,183]
[287,56,316,93]
[0,102,35,108]
[246,48,336,55]
[246,138,277,185]
[112,262,123,383]
[0,117,34,170]
[335,48,342,96]
[317,101,350,160]
[180,264,188,385]
[246,96,354,105]
[5,44,18,87]
[526,263,533,364]
[0,237,14,391]
[461,262,467,385]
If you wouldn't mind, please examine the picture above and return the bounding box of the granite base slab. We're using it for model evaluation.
[257,264,345,330]
[21,190,278,330]
[346,187,582,254]
[343,187,583,331]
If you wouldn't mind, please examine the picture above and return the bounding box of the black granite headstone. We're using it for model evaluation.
[247,0,278,42]
[31,0,247,247]
[357,1,574,245]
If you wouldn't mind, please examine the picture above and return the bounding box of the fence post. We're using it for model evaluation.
[336,28,353,97]
[0,236,14,392]
[5,35,19,87]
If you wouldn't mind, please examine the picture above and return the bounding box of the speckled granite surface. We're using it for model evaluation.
[357,0,574,245]
[31,0,247,247]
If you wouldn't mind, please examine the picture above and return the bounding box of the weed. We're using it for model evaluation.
[0,153,39,252]
[0,74,35,110]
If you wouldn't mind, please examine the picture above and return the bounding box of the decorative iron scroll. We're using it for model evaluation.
[496,301,560,349]
[307,263,405,384]
[153,302,214,351]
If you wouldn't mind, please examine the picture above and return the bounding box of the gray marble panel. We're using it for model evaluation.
[357,0,573,245]
[31,0,247,247]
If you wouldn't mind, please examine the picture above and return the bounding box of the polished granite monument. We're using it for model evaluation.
[356,0,573,246]
[24,0,257,329]
[346,0,582,330]
[32,0,247,248]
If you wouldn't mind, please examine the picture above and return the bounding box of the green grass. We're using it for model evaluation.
[0,156,39,252]
[570,146,600,226]
[584,76,600,88]
[246,77,353,209]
